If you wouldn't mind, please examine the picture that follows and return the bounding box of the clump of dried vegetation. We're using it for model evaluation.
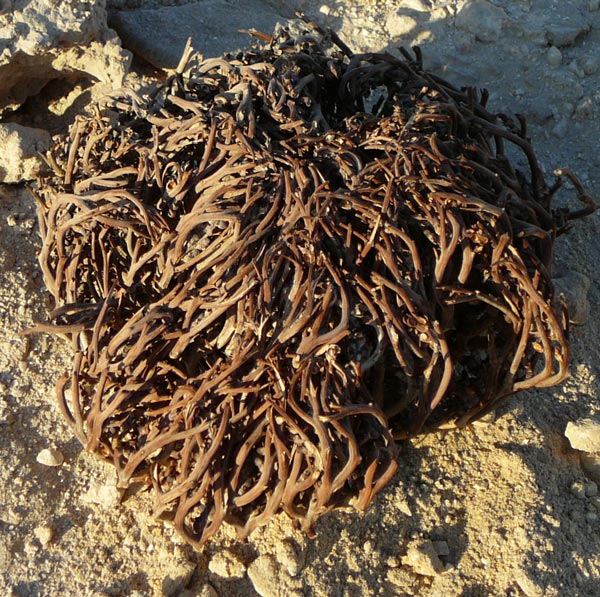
[29,22,594,548]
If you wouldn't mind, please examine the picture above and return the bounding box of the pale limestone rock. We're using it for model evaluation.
[386,13,418,38]
[33,525,53,547]
[208,549,247,579]
[0,0,130,115]
[36,447,64,466]
[0,123,50,183]
[402,539,445,576]
[80,480,122,508]
[247,555,280,597]
[565,419,600,453]
[162,559,198,596]
[275,539,303,577]
[455,0,506,42]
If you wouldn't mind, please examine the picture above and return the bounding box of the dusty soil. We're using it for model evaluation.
[1,1,599,596]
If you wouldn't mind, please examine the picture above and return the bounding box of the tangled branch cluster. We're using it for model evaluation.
[31,24,593,548]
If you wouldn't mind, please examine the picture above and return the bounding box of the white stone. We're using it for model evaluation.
[0,124,50,183]
[36,448,64,467]
[33,525,53,547]
[0,0,130,115]
[571,480,587,499]
[515,570,543,597]
[275,539,303,577]
[208,549,246,579]
[80,480,122,508]
[402,539,444,576]
[196,585,218,597]
[455,0,506,42]
[162,559,198,596]
[565,419,600,453]
[319,5,330,16]
[547,46,563,68]
[387,13,418,38]
[247,555,281,597]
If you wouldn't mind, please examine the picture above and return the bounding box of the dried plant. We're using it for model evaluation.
[29,22,594,548]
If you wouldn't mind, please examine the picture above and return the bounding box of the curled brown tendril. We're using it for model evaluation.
[29,23,594,548]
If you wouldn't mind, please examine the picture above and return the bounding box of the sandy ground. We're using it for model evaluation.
[1,1,600,596]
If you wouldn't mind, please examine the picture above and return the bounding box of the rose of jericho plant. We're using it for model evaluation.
[28,22,595,548]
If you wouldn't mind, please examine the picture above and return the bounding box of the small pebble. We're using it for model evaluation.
[80,481,122,508]
[36,448,64,467]
[585,482,598,497]
[547,46,562,67]
[455,0,506,42]
[196,585,218,597]
[276,539,303,577]
[582,56,600,75]
[208,550,246,579]
[386,13,417,38]
[565,418,600,452]
[247,555,281,597]
[433,540,450,557]
[6,214,17,226]
[319,5,330,15]
[571,480,587,499]
[581,454,600,485]
[162,559,197,596]
[402,539,444,576]
[33,525,53,547]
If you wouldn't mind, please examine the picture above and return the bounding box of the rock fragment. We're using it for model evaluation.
[162,559,197,596]
[547,46,563,67]
[565,419,600,453]
[582,55,600,75]
[546,20,592,48]
[571,480,587,499]
[402,539,445,576]
[0,124,50,183]
[432,540,450,557]
[455,0,506,42]
[108,0,286,69]
[386,13,418,38]
[247,555,303,597]
[80,480,122,508]
[0,0,130,115]
[33,525,53,547]
[208,550,247,579]
[36,448,64,467]
[581,454,600,485]
[275,539,304,577]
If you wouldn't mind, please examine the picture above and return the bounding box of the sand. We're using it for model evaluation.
[1,1,599,595]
